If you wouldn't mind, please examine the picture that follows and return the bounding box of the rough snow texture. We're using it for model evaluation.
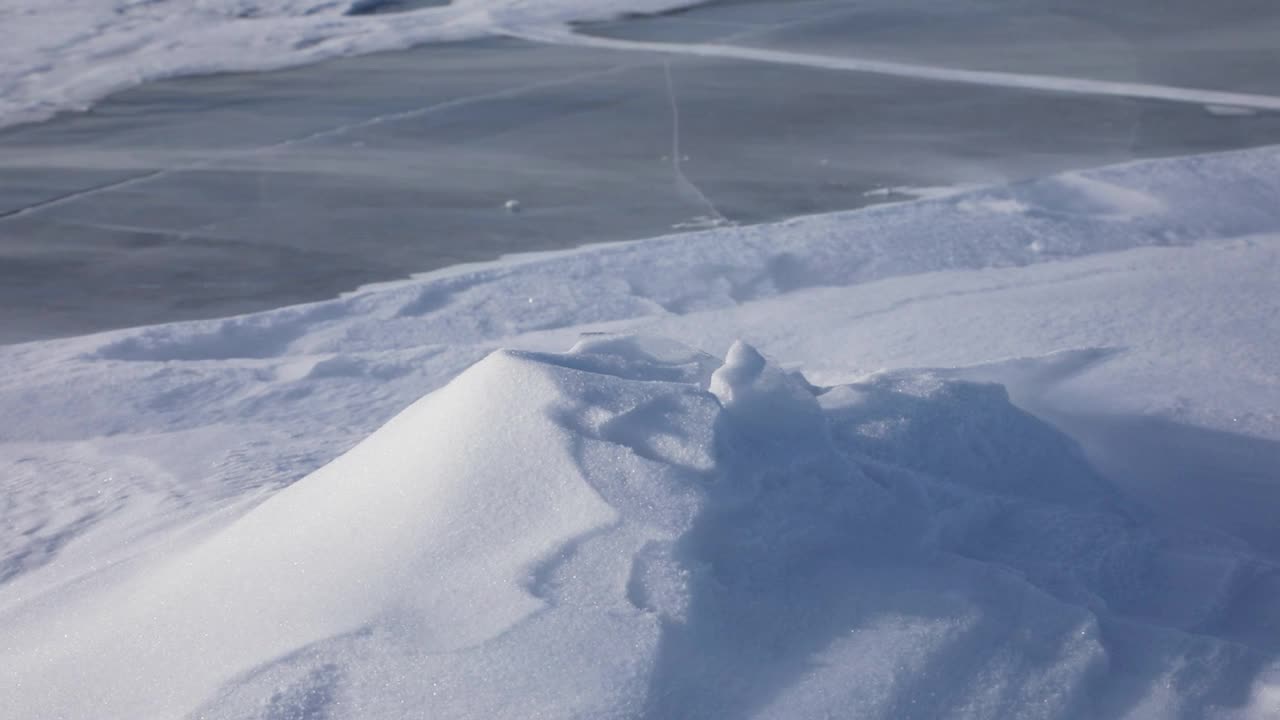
[0,0,703,129]
[6,334,1278,719]
[2,147,1280,717]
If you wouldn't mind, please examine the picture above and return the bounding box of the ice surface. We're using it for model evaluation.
[552,24,1280,112]
[612,0,1280,93]
[1,146,1279,718]
[6,15,1280,342]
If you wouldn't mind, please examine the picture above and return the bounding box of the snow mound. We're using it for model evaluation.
[5,335,1277,719]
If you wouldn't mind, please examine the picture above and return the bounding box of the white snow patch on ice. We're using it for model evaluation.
[864,184,984,202]
[957,196,1032,215]
[1054,171,1168,219]
[1206,104,1260,117]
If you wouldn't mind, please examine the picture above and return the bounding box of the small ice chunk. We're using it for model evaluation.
[710,340,826,447]
[709,341,768,401]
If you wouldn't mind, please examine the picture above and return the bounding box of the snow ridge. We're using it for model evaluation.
[6,335,1277,718]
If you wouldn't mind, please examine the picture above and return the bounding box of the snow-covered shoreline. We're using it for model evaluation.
[0,0,705,130]
[2,145,1279,717]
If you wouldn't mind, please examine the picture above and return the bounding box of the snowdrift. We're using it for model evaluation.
[2,145,1280,718]
[84,144,1280,364]
[5,335,1277,719]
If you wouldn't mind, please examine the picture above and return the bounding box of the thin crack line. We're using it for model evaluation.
[0,169,168,222]
[0,62,639,223]
[663,59,728,227]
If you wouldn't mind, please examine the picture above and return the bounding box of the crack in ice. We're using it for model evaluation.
[0,62,638,223]
[663,60,730,229]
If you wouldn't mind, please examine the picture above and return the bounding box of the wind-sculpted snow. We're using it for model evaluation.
[80,144,1279,362]
[4,335,1277,718]
[0,0,704,129]
[2,147,1280,717]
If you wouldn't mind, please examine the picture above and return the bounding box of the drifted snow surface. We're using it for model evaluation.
[2,147,1280,717]
[0,0,703,129]
[8,335,1279,719]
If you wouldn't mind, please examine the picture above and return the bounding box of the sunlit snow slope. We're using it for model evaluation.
[2,146,1279,718]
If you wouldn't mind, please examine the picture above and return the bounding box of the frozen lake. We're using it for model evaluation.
[4,5,1280,716]
[2,0,1279,343]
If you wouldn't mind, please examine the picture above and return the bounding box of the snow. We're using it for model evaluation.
[1207,104,1261,117]
[0,0,705,130]
[2,145,1280,717]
